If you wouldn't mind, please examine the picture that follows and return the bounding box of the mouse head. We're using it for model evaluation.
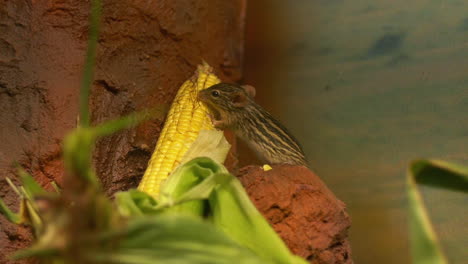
[198,83,256,117]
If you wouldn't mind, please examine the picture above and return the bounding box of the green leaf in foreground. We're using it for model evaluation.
[0,198,20,224]
[79,0,102,128]
[115,189,159,217]
[17,167,47,196]
[91,214,268,264]
[158,156,230,215]
[410,160,468,193]
[209,175,307,264]
[407,159,468,264]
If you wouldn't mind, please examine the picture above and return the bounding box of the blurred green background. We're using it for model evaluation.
[243,1,468,263]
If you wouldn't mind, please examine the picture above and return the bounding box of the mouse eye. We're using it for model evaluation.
[211,90,220,97]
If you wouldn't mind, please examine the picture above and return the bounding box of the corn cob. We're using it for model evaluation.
[138,63,220,197]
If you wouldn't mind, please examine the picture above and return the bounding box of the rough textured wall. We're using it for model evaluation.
[238,166,353,264]
[0,0,245,262]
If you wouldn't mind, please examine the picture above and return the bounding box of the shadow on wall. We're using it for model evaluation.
[241,0,303,167]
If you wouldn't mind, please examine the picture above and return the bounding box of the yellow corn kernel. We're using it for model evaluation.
[138,63,220,197]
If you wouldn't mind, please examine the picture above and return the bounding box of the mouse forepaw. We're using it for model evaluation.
[212,119,227,129]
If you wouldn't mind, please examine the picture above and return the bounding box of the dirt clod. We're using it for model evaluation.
[237,165,353,264]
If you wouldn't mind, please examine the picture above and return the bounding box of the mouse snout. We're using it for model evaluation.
[197,90,209,102]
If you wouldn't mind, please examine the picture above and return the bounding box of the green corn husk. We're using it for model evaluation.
[116,156,306,264]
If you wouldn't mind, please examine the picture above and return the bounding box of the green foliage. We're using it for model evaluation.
[79,0,102,128]
[2,170,53,235]
[0,198,20,224]
[407,159,468,264]
[1,116,306,263]
[89,215,268,264]
[1,156,306,263]
[209,175,302,264]
[157,156,230,215]
[410,160,468,193]
[17,166,48,196]
[116,157,307,264]
[115,189,160,217]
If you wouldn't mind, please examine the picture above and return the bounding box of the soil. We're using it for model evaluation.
[238,165,353,264]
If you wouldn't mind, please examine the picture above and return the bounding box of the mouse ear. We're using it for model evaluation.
[241,85,256,98]
[232,92,249,107]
